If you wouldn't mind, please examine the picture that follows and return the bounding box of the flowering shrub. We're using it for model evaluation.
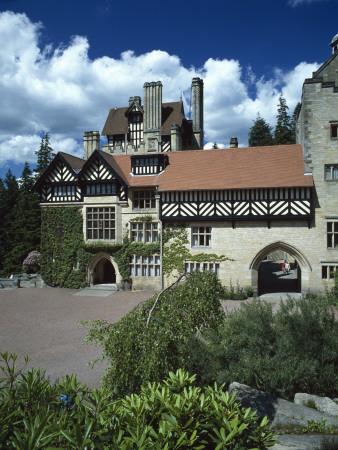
[22,251,40,274]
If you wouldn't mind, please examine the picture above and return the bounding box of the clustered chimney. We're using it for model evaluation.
[143,81,162,130]
[84,131,100,159]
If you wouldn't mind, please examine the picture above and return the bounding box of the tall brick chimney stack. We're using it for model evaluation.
[192,77,204,149]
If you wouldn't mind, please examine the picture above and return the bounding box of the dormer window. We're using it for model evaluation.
[131,154,169,175]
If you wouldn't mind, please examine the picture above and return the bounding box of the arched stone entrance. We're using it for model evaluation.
[249,241,312,295]
[87,252,120,286]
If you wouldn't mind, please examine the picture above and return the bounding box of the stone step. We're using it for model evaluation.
[85,284,118,291]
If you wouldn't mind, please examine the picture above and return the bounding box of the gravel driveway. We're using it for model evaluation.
[0,287,154,388]
[0,286,302,388]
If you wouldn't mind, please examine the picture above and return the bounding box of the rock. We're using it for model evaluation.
[294,393,338,417]
[272,434,338,449]
[228,382,338,429]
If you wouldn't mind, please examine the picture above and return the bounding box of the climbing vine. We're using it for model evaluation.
[162,224,230,277]
[41,208,230,288]
[41,207,92,288]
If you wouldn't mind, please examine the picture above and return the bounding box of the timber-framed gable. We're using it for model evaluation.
[35,152,84,203]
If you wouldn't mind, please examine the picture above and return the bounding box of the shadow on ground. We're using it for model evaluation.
[258,260,300,296]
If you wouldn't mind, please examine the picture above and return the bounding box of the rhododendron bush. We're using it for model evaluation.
[22,251,40,273]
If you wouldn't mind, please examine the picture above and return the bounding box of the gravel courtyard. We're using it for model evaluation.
[0,286,301,388]
[0,288,154,387]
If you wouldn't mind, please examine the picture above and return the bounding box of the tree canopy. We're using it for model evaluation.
[35,132,54,178]
[274,94,294,145]
[248,113,274,147]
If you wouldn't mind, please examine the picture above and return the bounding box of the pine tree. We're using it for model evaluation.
[274,95,295,145]
[0,170,20,275]
[3,163,41,274]
[35,132,54,178]
[248,114,274,147]
[212,142,219,149]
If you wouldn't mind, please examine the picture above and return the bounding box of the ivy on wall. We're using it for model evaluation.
[41,208,230,288]
[162,224,229,277]
[41,207,92,288]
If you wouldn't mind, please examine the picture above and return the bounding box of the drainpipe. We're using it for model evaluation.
[155,191,163,290]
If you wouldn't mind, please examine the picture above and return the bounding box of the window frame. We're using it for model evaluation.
[132,190,156,210]
[129,254,161,277]
[330,123,338,139]
[321,264,338,280]
[327,221,338,249]
[130,222,158,243]
[184,261,220,276]
[324,164,338,180]
[191,226,212,247]
[86,207,116,241]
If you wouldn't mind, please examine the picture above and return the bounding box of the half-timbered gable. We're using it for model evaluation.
[35,152,84,203]
[79,151,128,202]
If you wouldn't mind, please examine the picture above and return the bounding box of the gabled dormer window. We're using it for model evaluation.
[131,154,169,175]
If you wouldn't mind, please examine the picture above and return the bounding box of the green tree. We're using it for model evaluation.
[248,113,274,147]
[3,163,41,274]
[274,95,295,145]
[212,141,219,149]
[35,132,54,178]
[0,170,19,275]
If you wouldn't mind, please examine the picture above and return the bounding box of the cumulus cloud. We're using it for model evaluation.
[0,11,321,169]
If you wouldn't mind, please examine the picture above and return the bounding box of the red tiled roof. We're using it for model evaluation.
[100,144,313,191]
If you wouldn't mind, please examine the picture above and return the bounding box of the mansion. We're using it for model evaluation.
[35,37,338,293]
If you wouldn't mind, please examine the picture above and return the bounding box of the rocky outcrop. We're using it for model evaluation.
[228,382,338,429]
[294,393,338,417]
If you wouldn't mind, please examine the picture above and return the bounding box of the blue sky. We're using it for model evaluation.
[0,0,336,178]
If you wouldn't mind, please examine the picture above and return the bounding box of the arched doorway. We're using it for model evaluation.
[250,241,312,295]
[87,252,119,286]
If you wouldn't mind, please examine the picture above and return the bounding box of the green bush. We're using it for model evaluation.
[0,352,277,448]
[194,294,338,400]
[222,280,253,300]
[82,271,225,396]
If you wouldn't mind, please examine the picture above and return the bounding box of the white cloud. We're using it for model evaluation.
[0,11,321,168]
[288,0,328,6]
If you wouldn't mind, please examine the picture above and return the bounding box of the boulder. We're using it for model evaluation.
[228,382,338,429]
[294,393,338,417]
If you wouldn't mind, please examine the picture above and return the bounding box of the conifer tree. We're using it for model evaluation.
[248,113,274,147]
[212,142,219,149]
[35,132,54,178]
[0,170,20,275]
[3,163,41,274]
[274,95,295,145]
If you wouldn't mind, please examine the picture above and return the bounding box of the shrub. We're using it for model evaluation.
[0,352,277,449]
[82,271,225,396]
[195,294,338,400]
[22,250,40,273]
[222,280,252,300]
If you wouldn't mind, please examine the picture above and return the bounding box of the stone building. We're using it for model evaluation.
[83,77,204,159]
[35,37,338,294]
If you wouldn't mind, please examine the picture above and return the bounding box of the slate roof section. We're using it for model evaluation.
[99,144,314,191]
[102,102,186,136]
[60,152,86,170]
